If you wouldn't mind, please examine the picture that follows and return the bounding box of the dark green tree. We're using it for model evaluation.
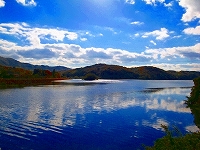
[83,73,98,80]
[52,69,56,78]
[185,77,200,128]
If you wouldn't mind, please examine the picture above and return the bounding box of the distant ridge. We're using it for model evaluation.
[61,63,200,80]
[1,56,200,80]
[0,56,70,71]
[61,64,139,79]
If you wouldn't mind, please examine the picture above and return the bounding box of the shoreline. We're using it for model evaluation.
[0,78,67,88]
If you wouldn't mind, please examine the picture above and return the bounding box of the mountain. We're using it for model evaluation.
[61,64,200,80]
[167,70,200,80]
[131,66,175,80]
[1,56,200,80]
[0,56,70,71]
[61,64,139,79]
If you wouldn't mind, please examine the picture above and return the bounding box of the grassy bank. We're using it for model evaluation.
[0,78,66,88]
[145,125,200,150]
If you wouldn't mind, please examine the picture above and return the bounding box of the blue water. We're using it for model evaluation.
[0,80,198,150]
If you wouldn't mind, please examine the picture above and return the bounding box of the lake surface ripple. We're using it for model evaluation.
[0,80,198,150]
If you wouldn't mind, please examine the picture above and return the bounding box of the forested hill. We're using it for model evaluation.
[61,64,200,80]
[0,56,69,71]
[131,66,200,80]
[62,64,139,79]
[0,65,61,79]
[1,56,200,80]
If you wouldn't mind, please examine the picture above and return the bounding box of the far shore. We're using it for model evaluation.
[0,78,68,88]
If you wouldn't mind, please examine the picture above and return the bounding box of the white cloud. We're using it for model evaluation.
[0,0,5,7]
[0,23,199,71]
[145,43,200,60]
[125,0,135,4]
[164,2,173,7]
[151,63,200,71]
[150,40,157,45]
[0,23,78,46]
[0,26,7,32]
[80,38,87,41]
[130,62,200,71]
[99,26,117,34]
[178,0,200,22]
[65,32,78,40]
[0,39,17,49]
[183,26,200,35]
[130,21,144,25]
[142,28,170,40]
[116,17,132,25]
[134,33,140,37]
[16,0,36,6]
[172,35,181,39]
[1,35,200,71]
[143,0,165,5]
[0,40,151,68]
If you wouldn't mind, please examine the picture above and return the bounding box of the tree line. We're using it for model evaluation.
[0,65,61,79]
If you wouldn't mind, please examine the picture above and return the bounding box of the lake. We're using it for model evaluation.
[0,80,198,150]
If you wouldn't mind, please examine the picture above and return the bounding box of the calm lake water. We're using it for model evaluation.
[0,80,198,150]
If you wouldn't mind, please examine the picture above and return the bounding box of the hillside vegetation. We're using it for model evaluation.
[0,65,32,78]
[1,56,200,80]
[185,77,200,129]
[0,56,69,71]
[61,64,139,79]
[0,65,63,88]
[0,65,61,79]
[61,64,200,80]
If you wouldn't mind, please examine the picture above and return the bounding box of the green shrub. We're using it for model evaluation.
[145,125,200,150]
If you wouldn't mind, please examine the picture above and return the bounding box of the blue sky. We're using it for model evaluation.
[0,0,200,71]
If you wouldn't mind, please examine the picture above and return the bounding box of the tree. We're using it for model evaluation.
[185,77,200,128]
[83,73,98,80]
[52,69,56,78]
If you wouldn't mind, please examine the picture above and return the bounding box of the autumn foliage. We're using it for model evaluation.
[0,65,63,88]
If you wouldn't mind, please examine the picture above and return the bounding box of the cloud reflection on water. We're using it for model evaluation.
[0,80,198,150]
[22,86,193,128]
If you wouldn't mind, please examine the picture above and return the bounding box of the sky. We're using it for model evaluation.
[0,0,200,71]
